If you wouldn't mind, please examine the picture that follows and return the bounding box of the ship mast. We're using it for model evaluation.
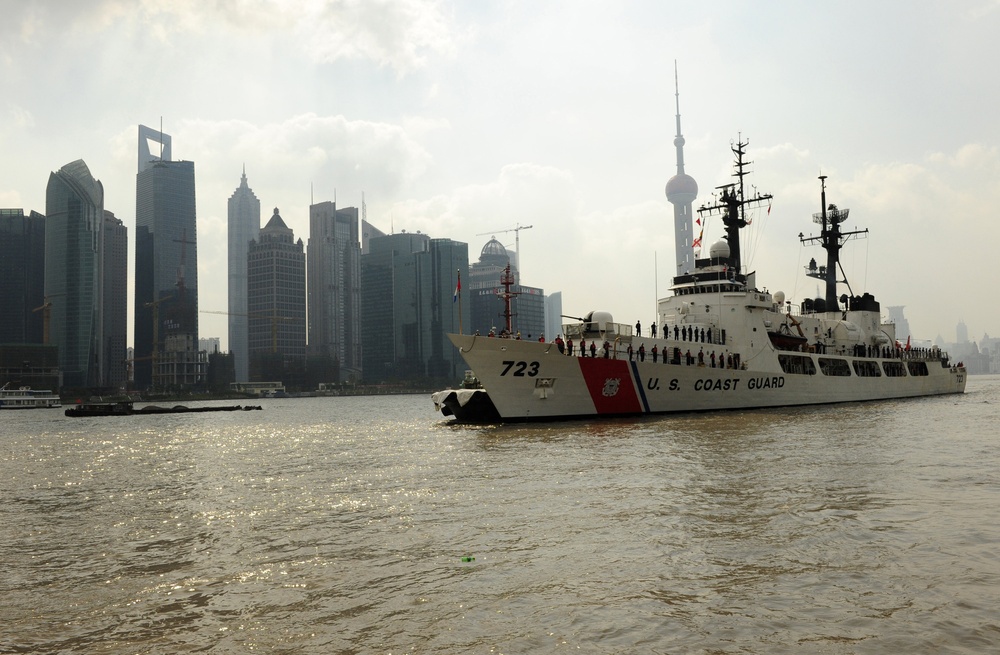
[497,263,519,334]
[696,138,772,274]
[799,175,868,310]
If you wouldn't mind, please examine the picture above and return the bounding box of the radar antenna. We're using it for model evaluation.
[696,138,772,274]
[798,175,868,310]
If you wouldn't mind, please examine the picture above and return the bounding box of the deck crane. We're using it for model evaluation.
[476,223,533,277]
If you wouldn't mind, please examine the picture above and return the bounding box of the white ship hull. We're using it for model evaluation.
[435,334,966,422]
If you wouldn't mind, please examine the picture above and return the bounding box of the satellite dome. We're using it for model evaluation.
[773,291,785,305]
[665,173,698,204]
[709,240,730,259]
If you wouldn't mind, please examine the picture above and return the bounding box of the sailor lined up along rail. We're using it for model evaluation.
[468,319,954,375]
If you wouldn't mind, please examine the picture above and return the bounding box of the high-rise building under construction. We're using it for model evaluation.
[133,124,202,389]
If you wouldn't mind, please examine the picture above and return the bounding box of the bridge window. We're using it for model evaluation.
[778,354,816,375]
[818,357,851,376]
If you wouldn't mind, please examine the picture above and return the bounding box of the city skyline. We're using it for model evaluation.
[2,2,1000,349]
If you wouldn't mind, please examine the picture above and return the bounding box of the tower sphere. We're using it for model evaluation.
[665,173,698,204]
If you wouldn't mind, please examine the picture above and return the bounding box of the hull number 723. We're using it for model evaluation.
[500,360,540,377]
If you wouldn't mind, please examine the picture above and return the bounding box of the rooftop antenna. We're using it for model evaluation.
[310,182,313,206]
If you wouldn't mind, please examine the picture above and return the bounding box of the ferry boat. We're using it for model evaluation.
[0,383,62,410]
[432,139,967,422]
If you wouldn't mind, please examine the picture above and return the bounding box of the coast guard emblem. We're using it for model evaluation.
[602,377,621,397]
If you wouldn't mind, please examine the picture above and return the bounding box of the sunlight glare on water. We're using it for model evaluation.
[2,381,999,653]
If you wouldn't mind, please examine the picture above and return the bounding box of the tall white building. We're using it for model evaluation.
[664,64,698,276]
[227,168,260,382]
[545,291,563,340]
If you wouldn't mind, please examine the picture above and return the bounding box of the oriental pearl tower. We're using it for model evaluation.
[665,63,699,276]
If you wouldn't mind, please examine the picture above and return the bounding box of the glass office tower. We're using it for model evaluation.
[133,125,199,389]
[44,160,104,388]
[0,208,46,344]
[227,168,260,383]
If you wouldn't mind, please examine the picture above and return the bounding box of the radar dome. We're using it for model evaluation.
[665,173,698,204]
[582,310,615,333]
[773,291,785,305]
[709,240,730,259]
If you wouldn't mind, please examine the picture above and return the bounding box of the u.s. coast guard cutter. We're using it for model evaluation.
[432,139,966,422]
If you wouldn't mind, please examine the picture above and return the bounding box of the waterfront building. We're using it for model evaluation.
[133,125,201,389]
[361,232,469,384]
[886,306,911,344]
[227,168,260,383]
[248,209,306,385]
[103,211,128,390]
[198,337,221,354]
[0,208,46,344]
[44,160,105,388]
[307,201,361,381]
[0,343,60,391]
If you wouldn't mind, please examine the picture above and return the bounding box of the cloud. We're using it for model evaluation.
[384,162,579,236]
[0,0,463,73]
[302,0,463,72]
[106,112,432,211]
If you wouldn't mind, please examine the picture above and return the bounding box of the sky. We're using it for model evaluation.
[2,0,999,351]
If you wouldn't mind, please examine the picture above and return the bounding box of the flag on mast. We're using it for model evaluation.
[454,271,461,303]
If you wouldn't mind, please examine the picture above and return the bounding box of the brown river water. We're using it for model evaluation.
[2,377,998,653]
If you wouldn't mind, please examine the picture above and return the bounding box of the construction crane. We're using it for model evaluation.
[476,223,534,276]
[32,293,65,345]
[201,309,299,354]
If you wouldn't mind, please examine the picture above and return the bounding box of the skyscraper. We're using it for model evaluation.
[134,125,200,389]
[102,210,128,390]
[307,201,361,381]
[544,291,564,341]
[419,238,469,380]
[361,232,469,384]
[665,63,699,276]
[361,231,429,382]
[0,208,45,344]
[248,208,306,383]
[44,160,104,388]
[227,168,260,383]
